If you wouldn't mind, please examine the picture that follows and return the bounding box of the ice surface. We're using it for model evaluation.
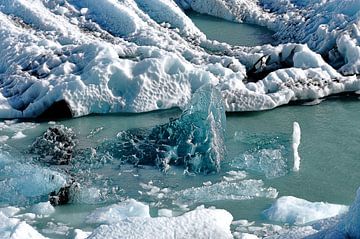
[292,122,301,172]
[85,199,150,224]
[0,0,360,117]
[263,196,348,225]
[99,84,226,173]
[88,206,233,239]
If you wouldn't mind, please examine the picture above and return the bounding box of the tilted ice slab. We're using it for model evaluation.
[0,0,360,118]
[87,206,233,239]
[263,196,348,225]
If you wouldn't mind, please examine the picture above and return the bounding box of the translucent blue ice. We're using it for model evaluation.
[100,84,226,173]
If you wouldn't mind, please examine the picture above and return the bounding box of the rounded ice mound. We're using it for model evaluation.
[85,199,150,224]
[263,196,349,225]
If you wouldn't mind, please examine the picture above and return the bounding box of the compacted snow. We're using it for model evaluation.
[0,0,360,118]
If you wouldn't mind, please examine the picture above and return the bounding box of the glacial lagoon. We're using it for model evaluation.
[1,11,359,238]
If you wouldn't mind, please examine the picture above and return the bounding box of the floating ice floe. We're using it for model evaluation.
[263,196,348,225]
[0,0,360,118]
[87,206,233,239]
[173,179,278,205]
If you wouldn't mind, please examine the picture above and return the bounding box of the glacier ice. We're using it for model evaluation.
[98,84,226,173]
[0,0,360,117]
[87,206,233,239]
[263,196,348,225]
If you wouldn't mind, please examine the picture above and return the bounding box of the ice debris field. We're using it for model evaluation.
[1,0,360,238]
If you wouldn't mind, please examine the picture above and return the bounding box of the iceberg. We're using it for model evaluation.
[99,84,226,173]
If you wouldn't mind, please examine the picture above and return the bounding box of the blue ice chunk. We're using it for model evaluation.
[101,84,226,173]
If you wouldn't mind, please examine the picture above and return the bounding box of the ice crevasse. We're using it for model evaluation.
[0,0,360,118]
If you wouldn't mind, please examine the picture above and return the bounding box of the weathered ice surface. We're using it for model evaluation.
[0,0,360,118]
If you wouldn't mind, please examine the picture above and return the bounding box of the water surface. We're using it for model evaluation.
[187,10,274,46]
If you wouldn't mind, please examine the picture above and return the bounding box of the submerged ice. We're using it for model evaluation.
[232,132,290,179]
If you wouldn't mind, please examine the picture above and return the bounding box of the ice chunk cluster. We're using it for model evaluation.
[0,0,360,118]
[99,85,226,173]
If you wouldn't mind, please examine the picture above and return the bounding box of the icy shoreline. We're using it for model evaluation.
[0,0,360,118]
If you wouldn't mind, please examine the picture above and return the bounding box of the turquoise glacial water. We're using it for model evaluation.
[2,98,360,227]
[187,10,274,46]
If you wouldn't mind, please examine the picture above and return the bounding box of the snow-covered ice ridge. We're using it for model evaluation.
[1,0,360,118]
